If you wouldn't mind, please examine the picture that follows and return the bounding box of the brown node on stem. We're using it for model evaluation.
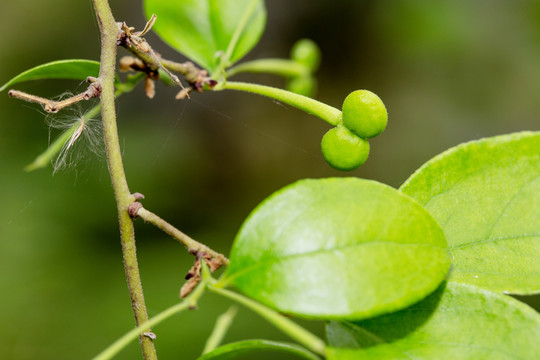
[128,201,144,218]
[143,332,157,340]
[176,64,218,99]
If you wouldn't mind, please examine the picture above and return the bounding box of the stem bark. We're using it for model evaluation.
[92,0,157,358]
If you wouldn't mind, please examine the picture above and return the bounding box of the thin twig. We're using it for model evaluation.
[129,202,230,267]
[8,82,102,113]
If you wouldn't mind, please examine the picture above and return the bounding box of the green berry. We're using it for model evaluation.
[342,90,388,139]
[321,126,370,171]
[291,39,321,72]
[287,76,317,97]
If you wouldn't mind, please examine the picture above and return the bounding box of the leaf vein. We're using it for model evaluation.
[450,232,540,250]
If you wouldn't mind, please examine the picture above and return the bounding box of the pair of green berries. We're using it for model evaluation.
[321,90,388,171]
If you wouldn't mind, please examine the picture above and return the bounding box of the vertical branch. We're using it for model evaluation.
[92,0,158,359]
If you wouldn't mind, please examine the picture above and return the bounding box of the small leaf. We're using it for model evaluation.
[197,340,320,360]
[400,132,540,294]
[221,178,450,320]
[144,0,266,72]
[0,59,100,92]
[326,282,540,360]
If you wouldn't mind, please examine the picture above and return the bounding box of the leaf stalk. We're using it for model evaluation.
[208,285,326,357]
[222,81,342,126]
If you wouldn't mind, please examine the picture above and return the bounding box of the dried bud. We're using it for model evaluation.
[145,77,156,99]
[207,258,223,272]
[120,56,136,71]
[175,88,192,100]
[180,274,200,298]
[132,192,145,201]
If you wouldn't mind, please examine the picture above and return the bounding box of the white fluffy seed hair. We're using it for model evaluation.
[45,100,104,173]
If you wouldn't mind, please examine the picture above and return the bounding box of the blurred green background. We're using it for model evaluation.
[1,0,540,359]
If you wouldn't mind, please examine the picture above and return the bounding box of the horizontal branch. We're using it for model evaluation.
[129,202,229,267]
[8,81,102,113]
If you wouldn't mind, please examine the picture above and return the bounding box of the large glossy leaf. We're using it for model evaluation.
[221,178,450,320]
[326,282,540,360]
[144,0,266,72]
[197,340,320,360]
[0,59,100,92]
[400,132,540,294]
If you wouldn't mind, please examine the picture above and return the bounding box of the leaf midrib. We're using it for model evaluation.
[225,241,446,284]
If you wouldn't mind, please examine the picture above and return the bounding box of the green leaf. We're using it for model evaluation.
[326,282,540,360]
[197,340,320,360]
[0,59,100,92]
[144,0,266,72]
[221,178,450,320]
[400,132,540,294]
